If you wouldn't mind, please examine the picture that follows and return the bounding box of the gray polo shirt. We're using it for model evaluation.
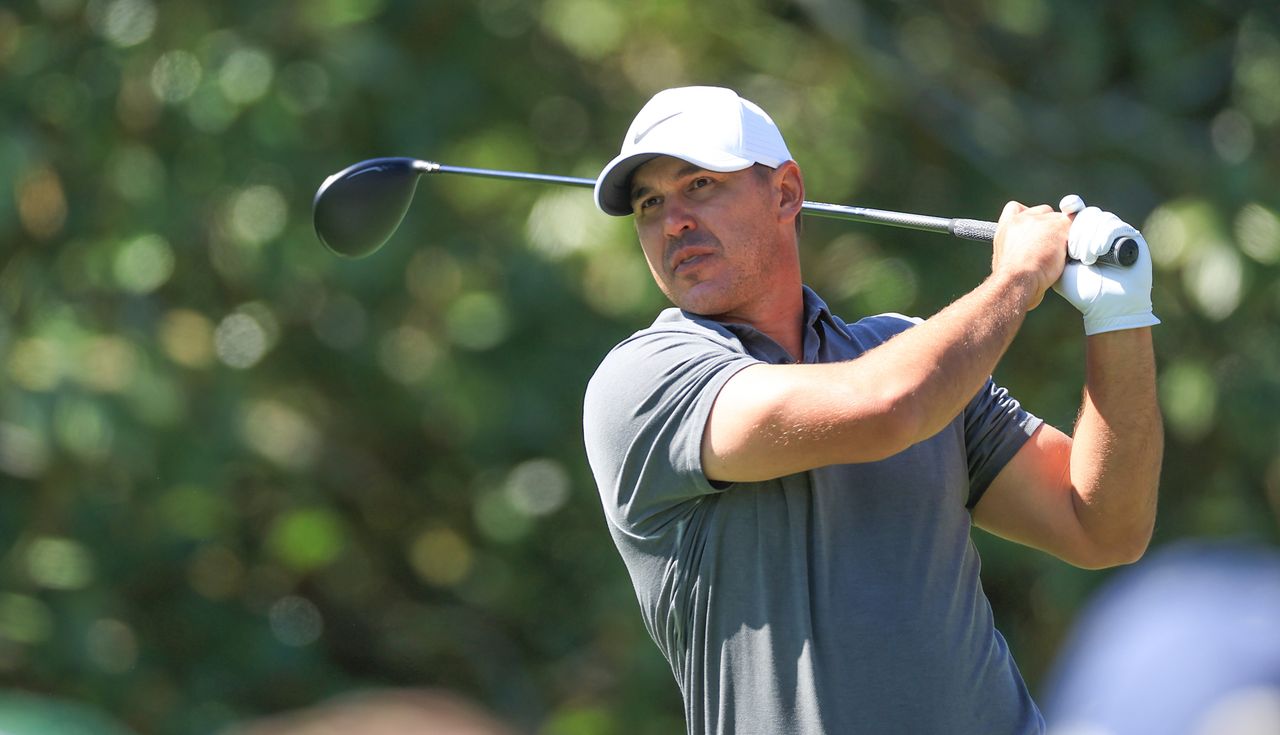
[583,286,1045,735]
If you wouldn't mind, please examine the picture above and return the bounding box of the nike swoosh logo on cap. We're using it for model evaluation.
[633,112,683,144]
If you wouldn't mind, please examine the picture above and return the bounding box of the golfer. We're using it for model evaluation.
[582,86,1162,734]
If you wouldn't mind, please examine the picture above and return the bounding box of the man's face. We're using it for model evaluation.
[629,156,790,317]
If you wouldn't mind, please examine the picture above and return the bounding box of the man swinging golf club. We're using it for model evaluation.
[582,86,1162,734]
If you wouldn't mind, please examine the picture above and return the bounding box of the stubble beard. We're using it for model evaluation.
[666,230,777,319]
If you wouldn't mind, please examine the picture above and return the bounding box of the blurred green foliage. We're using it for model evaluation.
[1,0,1277,732]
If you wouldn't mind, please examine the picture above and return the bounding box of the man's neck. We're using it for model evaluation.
[708,284,806,363]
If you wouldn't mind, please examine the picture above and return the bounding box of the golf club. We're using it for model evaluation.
[312,157,1139,267]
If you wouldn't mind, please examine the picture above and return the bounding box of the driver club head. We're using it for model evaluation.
[313,157,427,258]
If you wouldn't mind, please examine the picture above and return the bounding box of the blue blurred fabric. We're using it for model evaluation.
[1042,540,1280,735]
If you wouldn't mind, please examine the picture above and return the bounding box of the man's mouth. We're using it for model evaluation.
[673,252,708,272]
[669,243,717,273]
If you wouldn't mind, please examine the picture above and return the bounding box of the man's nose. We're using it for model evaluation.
[662,197,696,239]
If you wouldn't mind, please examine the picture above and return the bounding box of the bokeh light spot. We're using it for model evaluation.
[582,247,654,318]
[186,83,238,133]
[53,396,113,461]
[478,0,534,37]
[126,369,185,427]
[1210,108,1255,164]
[1184,244,1242,321]
[0,594,54,645]
[526,189,612,258]
[188,545,245,601]
[445,292,510,351]
[543,705,616,735]
[378,325,440,385]
[267,508,346,572]
[1235,19,1280,125]
[218,47,274,106]
[983,0,1049,36]
[1144,205,1190,270]
[85,619,138,674]
[113,233,174,294]
[107,143,165,203]
[241,399,321,471]
[227,185,287,247]
[160,309,216,368]
[90,0,157,48]
[0,12,19,68]
[26,536,94,591]
[1236,203,1280,265]
[541,0,623,60]
[16,164,68,239]
[473,489,532,543]
[408,527,474,587]
[77,335,138,393]
[1159,360,1217,442]
[1143,199,1225,273]
[268,595,323,647]
[150,49,202,103]
[0,422,51,479]
[7,338,63,392]
[214,312,269,369]
[504,458,571,517]
[302,0,387,28]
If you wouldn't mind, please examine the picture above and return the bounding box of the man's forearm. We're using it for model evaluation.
[1069,327,1162,562]
[878,269,1039,446]
[703,270,1043,481]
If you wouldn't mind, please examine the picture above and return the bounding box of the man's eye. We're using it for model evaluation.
[691,177,712,189]
[638,196,660,211]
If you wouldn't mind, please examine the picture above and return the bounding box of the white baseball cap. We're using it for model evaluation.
[594,86,793,216]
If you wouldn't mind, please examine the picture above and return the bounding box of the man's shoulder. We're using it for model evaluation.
[598,308,746,367]
[840,311,923,344]
[644,307,746,341]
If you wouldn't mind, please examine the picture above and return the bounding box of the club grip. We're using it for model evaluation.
[949,218,1136,268]
[950,218,998,242]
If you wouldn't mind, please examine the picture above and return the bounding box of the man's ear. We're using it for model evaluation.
[774,161,804,224]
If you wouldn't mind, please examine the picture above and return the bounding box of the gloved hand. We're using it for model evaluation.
[1052,195,1161,336]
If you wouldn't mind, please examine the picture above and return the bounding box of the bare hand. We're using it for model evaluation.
[993,201,1070,310]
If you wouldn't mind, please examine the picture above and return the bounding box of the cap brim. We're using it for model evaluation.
[594,152,659,217]
[593,149,756,217]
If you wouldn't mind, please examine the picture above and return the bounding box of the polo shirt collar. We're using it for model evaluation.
[680,285,838,364]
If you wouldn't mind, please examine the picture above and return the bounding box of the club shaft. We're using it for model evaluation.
[424,162,599,190]
[421,160,999,242]
[423,159,1134,266]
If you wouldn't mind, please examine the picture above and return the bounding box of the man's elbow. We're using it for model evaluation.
[1071,526,1154,570]
[1111,527,1155,566]
[857,382,935,460]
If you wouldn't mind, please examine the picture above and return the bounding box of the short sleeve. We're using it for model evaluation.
[583,329,759,535]
[962,379,1043,509]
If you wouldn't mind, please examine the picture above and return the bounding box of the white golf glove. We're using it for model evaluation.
[1052,195,1160,336]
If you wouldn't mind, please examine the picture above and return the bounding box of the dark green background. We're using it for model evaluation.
[2,1,1277,732]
